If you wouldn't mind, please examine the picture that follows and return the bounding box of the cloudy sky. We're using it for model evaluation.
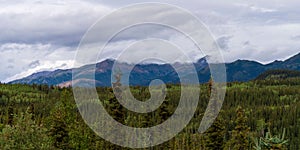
[1,0,300,82]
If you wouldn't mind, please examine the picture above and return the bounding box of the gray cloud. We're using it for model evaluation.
[216,35,233,51]
[1,0,300,81]
[7,65,14,69]
[243,41,250,46]
[28,60,40,68]
[7,59,14,63]
[0,43,75,82]
[0,0,111,46]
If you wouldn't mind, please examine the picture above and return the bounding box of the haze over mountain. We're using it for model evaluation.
[8,52,300,86]
[2,0,300,83]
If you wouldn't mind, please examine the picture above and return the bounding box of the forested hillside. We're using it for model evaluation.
[255,69,300,80]
[0,78,299,149]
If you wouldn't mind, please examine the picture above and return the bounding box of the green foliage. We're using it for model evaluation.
[225,106,250,149]
[48,104,70,149]
[0,110,52,149]
[256,69,300,80]
[107,71,125,123]
[0,78,299,149]
[47,89,72,149]
[204,116,226,149]
[252,128,289,150]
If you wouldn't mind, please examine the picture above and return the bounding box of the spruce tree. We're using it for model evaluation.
[203,76,226,149]
[48,89,73,149]
[108,70,125,123]
[104,70,126,147]
[225,106,250,149]
[204,115,226,149]
[7,103,14,126]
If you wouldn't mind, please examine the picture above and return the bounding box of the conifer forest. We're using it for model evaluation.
[0,77,299,149]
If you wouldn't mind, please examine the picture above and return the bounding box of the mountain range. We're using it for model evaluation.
[9,52,300,86]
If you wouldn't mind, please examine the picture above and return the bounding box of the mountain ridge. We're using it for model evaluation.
[9,52,300,86]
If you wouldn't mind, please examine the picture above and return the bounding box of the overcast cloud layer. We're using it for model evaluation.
[1,0,300,82]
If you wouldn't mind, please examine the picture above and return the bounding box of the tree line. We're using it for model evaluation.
[0,77,299,149]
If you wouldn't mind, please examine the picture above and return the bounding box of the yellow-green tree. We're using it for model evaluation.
[225,106,250,149]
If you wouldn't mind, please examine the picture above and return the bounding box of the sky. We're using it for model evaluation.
[1,0,300,82]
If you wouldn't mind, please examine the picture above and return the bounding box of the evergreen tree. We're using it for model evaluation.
[7,103,14,126]
[108,70,125,123]
[0,108,52,149]
[48,89,73,149]
[48,104,69,149]
[203,76,226,149]
[103,70,127,148]
[203,115,226,149]
[225,106,250,150]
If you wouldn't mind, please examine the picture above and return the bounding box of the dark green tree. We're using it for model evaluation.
[48,89,73,149]
[7,102,14,126]
[203,116,226,149]
[225,106,250,149]
[107,70,125,123]
[203,76,226,149]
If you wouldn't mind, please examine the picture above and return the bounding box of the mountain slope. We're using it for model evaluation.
[9,52,300,86]
[225,60,265,82]
[255,69,300,80]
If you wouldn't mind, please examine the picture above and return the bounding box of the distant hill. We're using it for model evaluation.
[9,52,300,86]
[255,69,300,80]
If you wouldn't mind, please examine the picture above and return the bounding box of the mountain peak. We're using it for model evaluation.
[8,52,300,86]
[284,52,300,64]
[196,57,207,64]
